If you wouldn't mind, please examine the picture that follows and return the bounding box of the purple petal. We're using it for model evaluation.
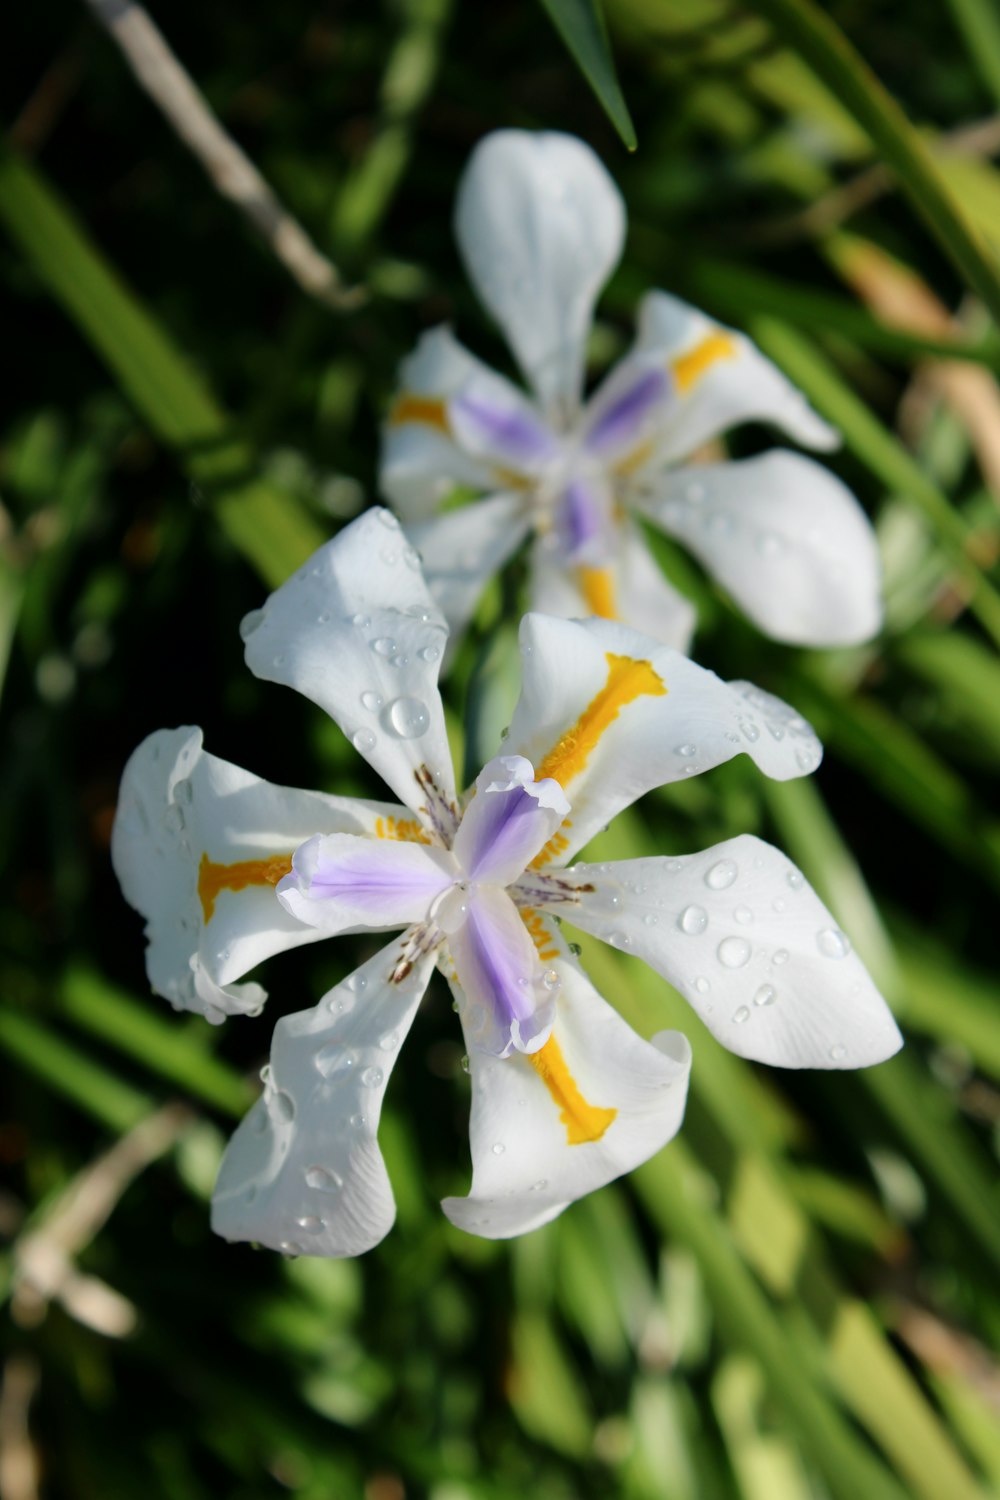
[448,886,556,1056]
[555,475,612,563]
[450,392,556,470]
[584,364,669,458]
[453,755,568,886]
[278,832,456,932]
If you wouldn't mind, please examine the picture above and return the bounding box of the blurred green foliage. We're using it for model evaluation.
[2,1,1000,1497]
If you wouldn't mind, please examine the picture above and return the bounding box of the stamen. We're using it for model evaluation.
[535,652,667,789]
[529,1036,617,1145]
[198,852,293,923]
[672,331,737,392]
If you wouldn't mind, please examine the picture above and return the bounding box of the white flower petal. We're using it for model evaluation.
[241,509,458,824]
[404,493,531,660]
[504,614,822,864]
[111,726,410,1021]
[277,833,457,933]
[634,451,883,646]
[566,834,902,1068]
[381,327,549,519]
[454,130,625,410]
[442,931,691,1239]
[630,290,839,467]
[528,520,696,651]
[211,941,436,1257]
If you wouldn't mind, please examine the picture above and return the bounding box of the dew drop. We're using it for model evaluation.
[675,743,697,758]
[273,1090,295,1122]
[279,1241,302,1258]
[386,696,430,739]
[772,948,789,966]
[732,1006,750,1024]
[678,904,708,935]
[643,912,659,927]
[378,1031,398,1052]
[733,905,753,925]
[829,1044,847,1062]
[817,928,850,959]
[296,1215,323,1233]
[461,1053,470,1074]
[705,858,738,891]
[787,869,804,891]
[739,719,760,743]
[754,984,777,1007]
[360,1066,384,1088]
[327,991,355,1016]
[317,611,331,624]
[361,690,383,712]
[372,637,397,657]
[717,936,751,969]
[694,976,710,994]
[491,1142,505,1155]
[349,1112,367,1129]
[352,728,376,753]
[568,942,582,957]
[239,609,266,640]
[529,1179,548,1192]
[346,972,367,993]
[304,1165,342,1192]
[418,644,440,663]
[608,931,631,949]
[542,969,559,991]
[376,508,397,529]
[351,612,370,629]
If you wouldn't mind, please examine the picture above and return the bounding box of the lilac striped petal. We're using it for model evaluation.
[453,755,569,887]
[584,363,669,458]
[448,885,557,1057]
[554,474,614,564]
[449,390,557,473]
[277,833,457,934]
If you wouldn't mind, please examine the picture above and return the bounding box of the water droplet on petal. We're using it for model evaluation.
[773,948,789,966]
[717,936,751,969]
[732,1006,750,1024]
[754,984,776,1007]
[694,976,710,994]
[734,905,753,925]
[739,719,760,743]
[787,868,804,891]
[372,637,397,657]
[352,728,376,753]
[361,690,383,712]
[273,1090,295,1122]
[279,1241,302,1258]
[378,1031,398,1052]
[542,969,559,991]
[349,1112,367,1129]
[491,1142,505,1155]
[829,1043,847,1061]
[239,609,266,641]
[530,1179,548,1192]
[296,1215,323,1232]
[386,696,430,738]
[705,859,738,890]
[817,928,850,959]
[360,1066,384,1088]
[418,644,440,663]
[678,904,708,935]
[461,1053,470,1074]
[568,942,582,957]
[675,743,697,758]
[643,912,658,927]
[352,612,370,629]
[304,1165,342,1192]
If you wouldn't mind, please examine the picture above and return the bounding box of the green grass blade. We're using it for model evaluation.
[749,0,1000,325]
[538,0,638,149]
[0,1008,151,1133]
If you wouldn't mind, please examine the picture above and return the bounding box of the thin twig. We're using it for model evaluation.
[0,1358,40,1500]
[81,0,364,309]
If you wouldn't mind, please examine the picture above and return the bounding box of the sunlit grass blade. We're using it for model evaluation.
[0,143,325,587]
[749,0,1000,325]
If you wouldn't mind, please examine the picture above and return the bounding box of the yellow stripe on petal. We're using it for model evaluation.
[535,652,667,790]
[375,816,431,845]
[198,853,293,923]
[520,908,561,963]
[529,1035,617,1145]
[576,566,617,620]
[389,394,451,434]
[672,330,737,392]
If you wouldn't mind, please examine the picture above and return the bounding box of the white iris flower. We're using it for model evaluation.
[112,511,899,1257]
[381,129,882,654]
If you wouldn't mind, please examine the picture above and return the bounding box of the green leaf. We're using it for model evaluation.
[538,0,638,149]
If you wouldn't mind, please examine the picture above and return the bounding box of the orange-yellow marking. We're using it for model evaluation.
[375,815,431,845]
[529,1036,617,1145]
[672,330,737,392]
[198,853,293,923]
[576,566,617,620]
[389,394,450,434]
[535,652,667,790]
[613,438,654,478]
[520,908,561,964]
[530,825,572,872]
